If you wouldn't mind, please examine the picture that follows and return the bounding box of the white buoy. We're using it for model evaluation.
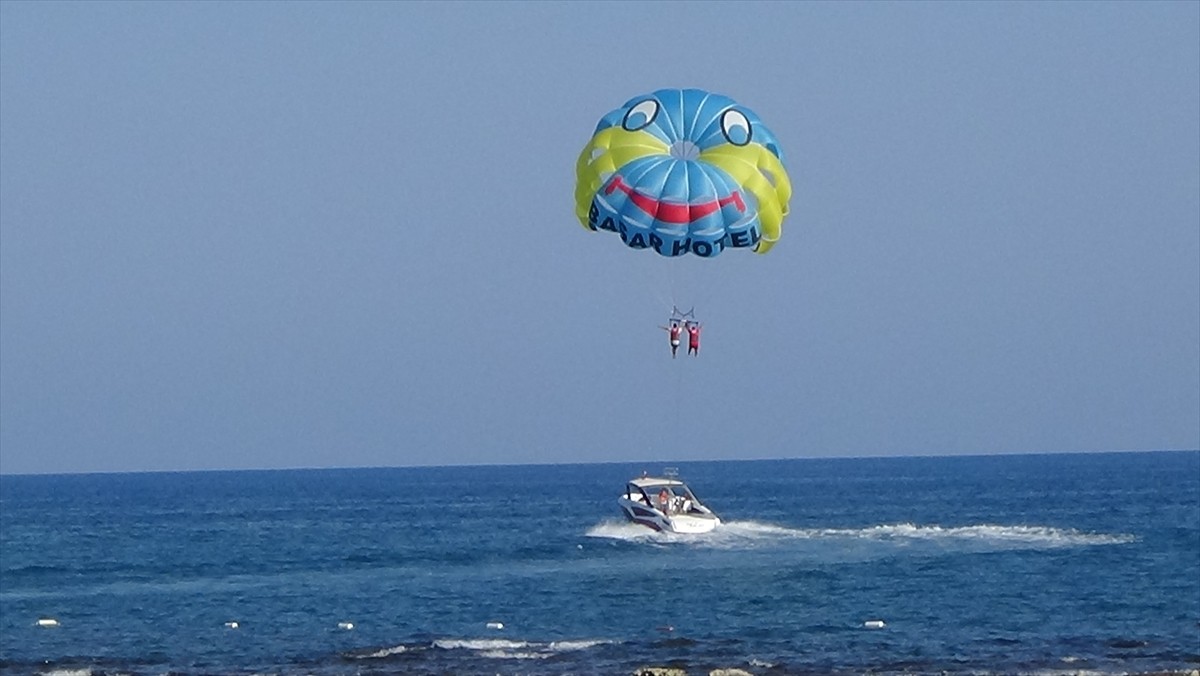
[338,622,354,630]
[864,619,886,629]
[35,618,59,627]
[225,621,239,629]
[486,621,504,630]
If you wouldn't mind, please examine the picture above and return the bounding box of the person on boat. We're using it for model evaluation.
[686,321,702,356]
[660,321,682,358]
[657,488,671,513]
[679,494,693,513]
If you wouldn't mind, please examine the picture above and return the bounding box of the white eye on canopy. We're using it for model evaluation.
[720,109,752,146]
[622,99,660,132]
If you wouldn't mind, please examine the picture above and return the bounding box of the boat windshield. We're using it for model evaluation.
[660,485,695,501]
[646,485,698,512]
[630,482,695,498]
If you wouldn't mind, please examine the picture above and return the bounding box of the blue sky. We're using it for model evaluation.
[1,1,1197,474]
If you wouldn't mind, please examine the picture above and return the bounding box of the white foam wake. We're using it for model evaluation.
[586,518,1134,550]
[585,519,668,540]
[806,522,1135,546]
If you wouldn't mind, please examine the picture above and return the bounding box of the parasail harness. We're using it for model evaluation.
[668,306,695,327]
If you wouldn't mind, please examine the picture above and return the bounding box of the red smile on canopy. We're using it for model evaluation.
[605,175,745,225]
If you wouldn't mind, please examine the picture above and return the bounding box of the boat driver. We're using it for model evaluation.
[657,488,671,513]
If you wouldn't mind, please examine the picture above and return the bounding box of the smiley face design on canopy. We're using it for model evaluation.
[575,88,792,258]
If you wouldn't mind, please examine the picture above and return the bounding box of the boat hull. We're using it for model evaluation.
[618,497,720,534]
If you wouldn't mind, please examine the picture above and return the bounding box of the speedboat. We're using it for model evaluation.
[618,471,721,534]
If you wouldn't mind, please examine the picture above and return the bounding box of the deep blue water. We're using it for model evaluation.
[1,452,1198,675]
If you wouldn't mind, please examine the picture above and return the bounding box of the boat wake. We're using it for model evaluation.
[585,519,1134,551]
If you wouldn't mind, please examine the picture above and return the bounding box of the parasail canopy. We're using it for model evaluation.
[575,88,792,258]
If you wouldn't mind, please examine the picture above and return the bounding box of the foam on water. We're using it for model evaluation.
[479,649,552,660]
[435,638,531,650]
[548,639,611,651]
[585,519,668,540]
[349,637,614,663]
[355,645,408,659]
[433,637,612,660]
[586,518,1134,551]
[832,522,1136,546]
[1022,671,1114,676]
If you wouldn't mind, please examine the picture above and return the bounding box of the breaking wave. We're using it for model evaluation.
[350,637,612,662]
[353,645,408,659]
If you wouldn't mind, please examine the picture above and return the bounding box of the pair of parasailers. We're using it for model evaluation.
[660,320,702,358]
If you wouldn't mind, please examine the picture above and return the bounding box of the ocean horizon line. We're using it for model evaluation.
[2,447,1196,478]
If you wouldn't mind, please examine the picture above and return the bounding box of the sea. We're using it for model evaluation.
[1,451,1197,676]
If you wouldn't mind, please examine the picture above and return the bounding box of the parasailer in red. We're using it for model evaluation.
[686,321,702,356]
